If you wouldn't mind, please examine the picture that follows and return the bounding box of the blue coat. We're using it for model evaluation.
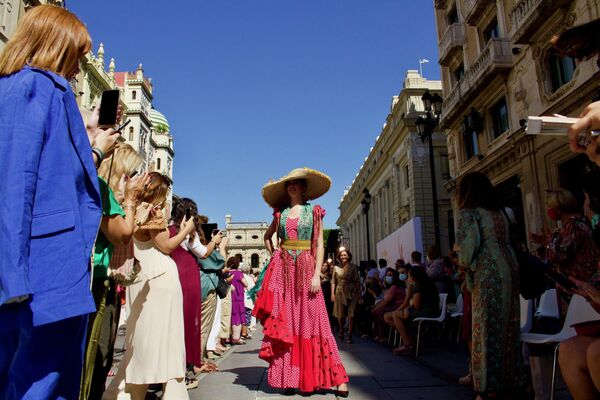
[0,66,101,326]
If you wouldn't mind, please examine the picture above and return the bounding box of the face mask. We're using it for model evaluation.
[547,207,560,221]
[399,273,407,281]
[384,276,394,286]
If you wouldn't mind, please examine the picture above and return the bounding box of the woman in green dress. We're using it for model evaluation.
[455,172,525,399]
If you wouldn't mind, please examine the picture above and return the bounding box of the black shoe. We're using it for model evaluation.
[334,389,349,398]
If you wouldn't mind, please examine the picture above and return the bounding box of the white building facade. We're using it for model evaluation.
[224,215,270,269]
[337,71,452,264]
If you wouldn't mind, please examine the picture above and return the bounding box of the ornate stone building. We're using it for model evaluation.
[434,0,600,243]
[337,71,452,263]
[0,0,63,52]
[224,215,270,269]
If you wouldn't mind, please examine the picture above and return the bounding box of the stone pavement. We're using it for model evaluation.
[188,331,474,400]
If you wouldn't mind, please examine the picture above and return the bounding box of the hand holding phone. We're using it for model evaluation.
[185,208,192,220]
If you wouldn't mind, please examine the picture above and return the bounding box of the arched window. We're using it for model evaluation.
[251,254,259,269]
[131,90,137,100]
[156,158,161,170]
[128,126,134,141]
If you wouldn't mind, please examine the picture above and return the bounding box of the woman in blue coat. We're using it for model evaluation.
[0,5,118,400]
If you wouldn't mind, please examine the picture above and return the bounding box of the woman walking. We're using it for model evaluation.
[331,247,361,343]
[253,167,349,397]
[229,261,248,344]
[455,172,525,399]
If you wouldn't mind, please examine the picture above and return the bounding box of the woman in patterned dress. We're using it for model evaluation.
[253,168,350,397]
[455,172,525,399]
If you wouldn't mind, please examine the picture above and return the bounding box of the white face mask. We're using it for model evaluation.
[399,273,408,281]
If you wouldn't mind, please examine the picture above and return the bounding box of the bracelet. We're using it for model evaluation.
[91,147,104,166]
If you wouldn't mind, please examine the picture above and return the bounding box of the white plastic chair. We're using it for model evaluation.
[521,294,600,400]
[449,293,464,343]
[520,296,534,333]
[535,288,560,319]
[414,293,448,357]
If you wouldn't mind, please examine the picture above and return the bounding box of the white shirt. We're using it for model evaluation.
[182,234,208,258]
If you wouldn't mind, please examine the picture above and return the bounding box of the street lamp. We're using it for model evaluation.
[361,188,372,261]
[415,90,443,250]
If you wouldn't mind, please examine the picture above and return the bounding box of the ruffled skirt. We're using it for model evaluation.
[253,249,348,392]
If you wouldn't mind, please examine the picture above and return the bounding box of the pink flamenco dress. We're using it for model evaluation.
[253,204,349,392]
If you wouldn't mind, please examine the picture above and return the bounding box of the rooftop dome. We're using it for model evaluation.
[149,108,170,132]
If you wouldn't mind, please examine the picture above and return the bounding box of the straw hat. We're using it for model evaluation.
[262,167,331,209]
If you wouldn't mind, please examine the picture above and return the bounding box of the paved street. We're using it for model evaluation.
[189,331,473,400]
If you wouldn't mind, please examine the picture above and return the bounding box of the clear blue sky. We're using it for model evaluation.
[69,1,440,228]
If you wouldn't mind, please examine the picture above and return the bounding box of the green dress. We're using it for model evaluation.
[456,207,525,394]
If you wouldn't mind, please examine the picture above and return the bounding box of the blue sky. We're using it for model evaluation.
[69,1,440,228]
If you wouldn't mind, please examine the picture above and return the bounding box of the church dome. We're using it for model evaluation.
[149,108,170,132]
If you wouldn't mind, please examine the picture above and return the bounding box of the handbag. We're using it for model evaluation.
[215,272,230,299]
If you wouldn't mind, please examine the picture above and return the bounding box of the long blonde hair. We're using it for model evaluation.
[0,5,91,77]
[98,144,143,193]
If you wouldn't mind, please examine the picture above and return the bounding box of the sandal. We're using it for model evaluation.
[231,339,246,345]
[198,362,219,373]
[392,344,414,355]
[185,377,199,390]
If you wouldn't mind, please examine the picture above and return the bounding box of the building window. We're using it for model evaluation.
[548,51,576,91]
[482,18,499,43]
[156,158,161,170]
[440,154,451,180]
[453,63,464,86]
[491,97,509,138]
[404,165,410,188]
[128,126,134,141]
[463,129,479,161]
[447,6,458,25]
[131,90,137,100]
[251,254,259,269]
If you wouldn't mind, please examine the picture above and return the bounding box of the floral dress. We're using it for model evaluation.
[456,207,525,395]
[253,204,349,392]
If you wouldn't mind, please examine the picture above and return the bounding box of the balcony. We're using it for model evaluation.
[440,39,512,127]
[463,0,492,25]
[439,23,466,66]
[509,0,574,44]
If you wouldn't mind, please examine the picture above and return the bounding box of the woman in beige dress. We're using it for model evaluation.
[331,247,361,343]
[103,173,195,400]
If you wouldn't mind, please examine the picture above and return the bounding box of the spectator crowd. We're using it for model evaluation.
[2,5,600,400]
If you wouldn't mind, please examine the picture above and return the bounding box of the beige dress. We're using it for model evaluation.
[332,263,360,318]
[102,237,188,400]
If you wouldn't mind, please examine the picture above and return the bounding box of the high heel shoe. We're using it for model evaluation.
[334,386,349,398]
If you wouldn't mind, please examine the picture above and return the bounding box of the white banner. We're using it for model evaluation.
[376,217,423,266]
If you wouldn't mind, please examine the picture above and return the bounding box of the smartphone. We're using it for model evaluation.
[545,269,577,290]
[185,208,192,220]
[212,228,220,236]
[201,223,218,241]
[98,90,120,126]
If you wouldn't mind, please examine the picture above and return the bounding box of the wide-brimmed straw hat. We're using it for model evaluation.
[262,167,331,209]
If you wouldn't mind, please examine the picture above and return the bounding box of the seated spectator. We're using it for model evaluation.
[372,269,405,343]
[395,259,406,272]
[531,188,600,316]
[558,276,600,400]
[378,258,389,282]
[389,266,440,355]
[411,251,424,268]
[366,259,379,280]
[425,245,445,293]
